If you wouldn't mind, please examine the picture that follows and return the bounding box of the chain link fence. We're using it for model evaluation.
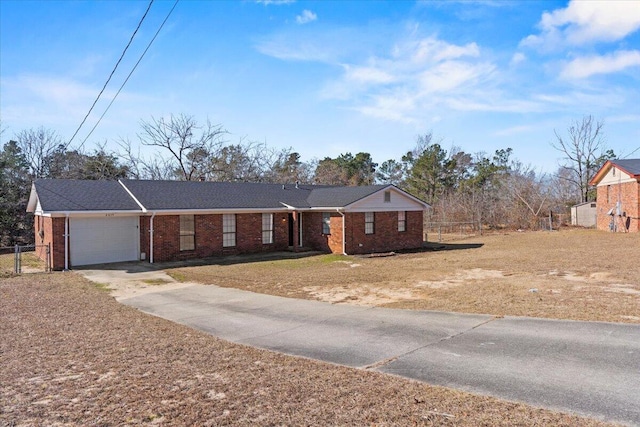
[0,244,51,275]
[424,221,482,242]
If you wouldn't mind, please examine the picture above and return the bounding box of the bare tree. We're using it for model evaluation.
[207,139,278,182]
[15,127,65,178]
[504,162,552,229]
[552,115,611,203]
[116,138,175,180]
[137,114,227,181]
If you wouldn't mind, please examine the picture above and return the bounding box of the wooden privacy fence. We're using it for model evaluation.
[0,244,51,274]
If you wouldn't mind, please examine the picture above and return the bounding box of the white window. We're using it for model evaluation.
[223,214,236,247]
[180,215,195,251]
[365,212,374,234]
[322,212,331,234]
[384,191,391,203]
[398,211,406,232]
[262,213,273,244]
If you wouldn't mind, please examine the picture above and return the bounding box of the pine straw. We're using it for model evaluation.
[168,228,640,323]
[0,274,616,426]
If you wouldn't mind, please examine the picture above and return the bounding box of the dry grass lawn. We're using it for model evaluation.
[168,229,640,323]
[1,273,618,426]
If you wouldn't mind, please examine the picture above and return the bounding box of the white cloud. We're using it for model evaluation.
[493,124,536,137]
[403,37,480,64]
[319,34,514,122]
[607,114,640,124]
[256,0,295,5]
[417,61,494,94]
[522,0,640,49]
[510,52,526,66]
[343,65,396,84]
[5,74,97,108]
[296,10,317,25]
[561,50,640,79]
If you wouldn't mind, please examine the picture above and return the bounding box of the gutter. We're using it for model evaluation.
[149,212,156,264]
[64,213,70,270]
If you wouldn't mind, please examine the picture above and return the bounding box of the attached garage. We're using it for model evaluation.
[70,216,140,266]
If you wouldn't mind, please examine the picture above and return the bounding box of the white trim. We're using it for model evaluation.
[47,210,144,217]
[298,212,303,246]
[337,209,347,255]
[118,179,147,212]
[150,212,156,264]
[64,213,69,271]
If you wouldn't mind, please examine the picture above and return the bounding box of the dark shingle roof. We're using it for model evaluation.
[32,179,425,213]
[306,185,388,207]
[34,179,142,212]
[122,180,391,210]
[611,159,640,176]
[121,180,318,210]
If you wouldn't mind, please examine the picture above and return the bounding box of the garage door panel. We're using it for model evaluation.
[70,217,139,266]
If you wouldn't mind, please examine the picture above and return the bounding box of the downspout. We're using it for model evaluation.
[64,213,69,271]
[337,209,347,255]
[149,212,156,264]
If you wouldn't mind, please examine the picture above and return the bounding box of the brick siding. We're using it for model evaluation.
[144,213,292,263]
[595,181,640,232]
[42,209,425,269]
[301,212,340,253]
[344,211,424,254]
[34,216,66,270]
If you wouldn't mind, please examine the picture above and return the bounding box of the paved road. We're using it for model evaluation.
[121,284,640,426]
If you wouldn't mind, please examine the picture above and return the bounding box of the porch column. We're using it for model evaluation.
[292,210,300,252]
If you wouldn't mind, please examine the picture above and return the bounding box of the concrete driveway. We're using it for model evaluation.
[80,267,640,426]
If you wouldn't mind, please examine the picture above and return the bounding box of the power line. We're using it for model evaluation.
[622,146,640,158]
[79,0,179,149]
[68,0,154,148]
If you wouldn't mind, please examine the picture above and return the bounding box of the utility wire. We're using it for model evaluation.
[79,0,179,149]
[69,0,154,148]
[622,146,640,158]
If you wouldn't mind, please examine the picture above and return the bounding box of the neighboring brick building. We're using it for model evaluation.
[589,159,640,232]
[27,179,429,270]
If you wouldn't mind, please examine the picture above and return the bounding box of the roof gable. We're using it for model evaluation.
[590,159,640,185]
[29,179,142,213]
[305,185,389,208]
[344,186,429,212]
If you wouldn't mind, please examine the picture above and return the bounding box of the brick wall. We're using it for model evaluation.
[344,211,424,254]
[145,213,291,263]
[301,212,339,253]
[34,216,66,270]
[595,182,640,232]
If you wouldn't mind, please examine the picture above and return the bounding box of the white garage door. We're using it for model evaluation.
[70,216,139,266]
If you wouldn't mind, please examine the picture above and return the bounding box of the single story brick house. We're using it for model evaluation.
[27,179,429,270]
[589,159,640,232]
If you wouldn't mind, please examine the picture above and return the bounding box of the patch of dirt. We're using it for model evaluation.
[1,273,613,426]
[304,284,417,305]
[169,229,640,323]
[76,268,200,301]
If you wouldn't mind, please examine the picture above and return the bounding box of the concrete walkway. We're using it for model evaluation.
[113,282,640,426]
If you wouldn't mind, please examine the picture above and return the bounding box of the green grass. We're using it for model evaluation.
[90,282,112,292]
[140,278,172,285]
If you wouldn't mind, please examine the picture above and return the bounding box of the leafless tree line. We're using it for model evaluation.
[2,113,615,245]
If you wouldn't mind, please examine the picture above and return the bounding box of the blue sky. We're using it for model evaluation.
[1,0,639,173]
